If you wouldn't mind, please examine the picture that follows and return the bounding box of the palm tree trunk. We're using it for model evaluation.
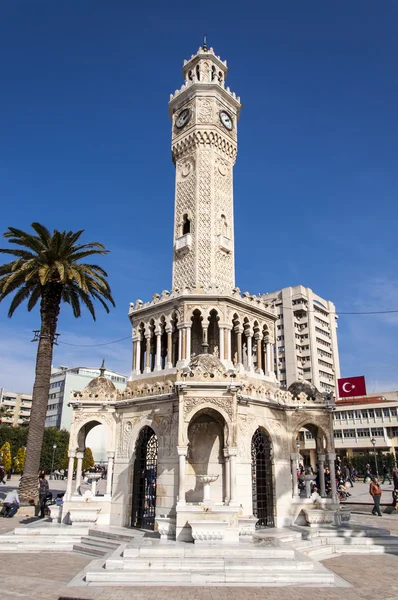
[19,285,61,503]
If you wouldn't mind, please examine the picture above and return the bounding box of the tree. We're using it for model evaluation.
[0,405,12,424]
[0,223,115,501]
[14,447,26,473]
[83,447,95,472]
[0,441,12,472]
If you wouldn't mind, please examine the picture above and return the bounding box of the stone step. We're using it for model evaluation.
[80,536,121,550]
[104,557,313,572]
[123,545,295,559]
[0,542,75,553]
[317,528,391,538]
[13,526,88,536]
[88,528,137,543]
[85,568,335,585]
[73,543,109,558]
[0,534,82,545]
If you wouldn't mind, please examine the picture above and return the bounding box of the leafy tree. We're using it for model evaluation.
[14,447,26,473]
[83,447,95,471]
[0,424,28,458]
[0,405,12,424]
[0,441,12,472]
[0,223,115,501]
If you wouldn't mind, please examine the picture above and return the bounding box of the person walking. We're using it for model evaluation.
[382,463,392,485]
[38,474,49,519]
[345,464,354,487]
[363,463,372,483]
[370,477,383,516]
[0,465,6,484]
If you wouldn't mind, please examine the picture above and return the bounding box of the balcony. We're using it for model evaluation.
[175,233,192,255]
[217,235,232,253]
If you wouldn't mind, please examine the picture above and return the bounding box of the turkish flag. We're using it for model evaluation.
[338,376,367,398]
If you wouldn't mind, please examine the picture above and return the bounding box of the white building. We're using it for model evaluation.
[0,388,32,427]
[262,286,340,394]
[45,364,127,431]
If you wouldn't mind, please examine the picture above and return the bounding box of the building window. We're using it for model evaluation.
[383,408,390,417]
[357,428,370,437]
[371,428,383,437]
[334,430,342,438]
[375,409,382,418]
[343,429,356,438]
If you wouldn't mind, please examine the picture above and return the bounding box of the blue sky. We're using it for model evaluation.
[1,1,398,393]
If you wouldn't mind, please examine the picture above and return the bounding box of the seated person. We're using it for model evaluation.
[3,489,20,518]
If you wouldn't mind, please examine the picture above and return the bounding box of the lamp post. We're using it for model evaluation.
[50,444,57,480]
[371,438,379,479]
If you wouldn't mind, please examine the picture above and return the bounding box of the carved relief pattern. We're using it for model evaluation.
[173,151,196,289]
[183,396,233,419]
[154,413,178,458]
[197,149,212,287]
[214,153,234,291]
[238,413,256,459]
[197,98,213,123]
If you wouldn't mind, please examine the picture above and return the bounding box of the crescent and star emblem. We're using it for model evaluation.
[342,382,355,393]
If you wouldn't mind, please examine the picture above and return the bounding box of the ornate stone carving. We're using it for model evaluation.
[183,396,233,420]
[197,98,213,123]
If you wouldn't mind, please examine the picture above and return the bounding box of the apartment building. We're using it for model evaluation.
[298,391,398,465]
[261,286,340,395]
[45,365,127,431]
[0,389,32,426]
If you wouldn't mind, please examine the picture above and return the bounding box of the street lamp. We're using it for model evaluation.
[371,438,379,479]
[50,444,57,480]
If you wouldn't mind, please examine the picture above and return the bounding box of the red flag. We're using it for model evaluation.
[338,376,367,398]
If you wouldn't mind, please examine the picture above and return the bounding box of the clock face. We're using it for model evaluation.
[175,108,191,129]
[219,110,233,131]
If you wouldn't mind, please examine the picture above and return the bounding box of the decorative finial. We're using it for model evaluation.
[203,34,207,51]
[99,359,106,377]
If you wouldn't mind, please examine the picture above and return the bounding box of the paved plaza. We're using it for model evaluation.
[1,476,398,600]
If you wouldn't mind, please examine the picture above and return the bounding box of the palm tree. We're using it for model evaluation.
[0,223,115,501]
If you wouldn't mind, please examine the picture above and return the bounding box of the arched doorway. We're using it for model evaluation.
[251,427,274,527]
[131,426,158,530]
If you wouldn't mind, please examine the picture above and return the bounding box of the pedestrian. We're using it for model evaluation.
[38,473,49,519]
[393,467,398,489]
[369,477,383,516]
[0,465,6,484]
[382,463,392,485]
[2,488,20,518]
[345,464,354,487]
[363,463,372,483]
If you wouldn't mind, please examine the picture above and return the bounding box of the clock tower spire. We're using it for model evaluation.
[169,45,241,293]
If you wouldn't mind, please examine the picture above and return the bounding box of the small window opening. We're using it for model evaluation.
[182,214,191,235]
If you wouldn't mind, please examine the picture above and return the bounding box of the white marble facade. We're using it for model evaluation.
[63,44,337,537]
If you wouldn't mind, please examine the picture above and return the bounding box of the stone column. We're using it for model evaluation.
[236,328,243,365]
[327,452,337,501]
[223,448,231,504]
[155,328,162,371]
[181,328,187,360]
[106,452,115,496]
[266,342,272,375]
[317,453,326,498]
[145,335,151,373]
[177,446,188,505]
[65,451,76,500]
[202,325,209,353]
[135,338,141,374]
[132,340,137,373]
[255,335,263,374]
[178,328,182,361]
[290,453,299,497]
[166,327,173,369]
[219,326,225,362]
[74,451,84,494]
[225,328,230,361]
[229,447,238,505]
[246,333,253,370]
[186,324,192,361]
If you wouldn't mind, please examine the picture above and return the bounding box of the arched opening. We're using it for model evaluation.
[191,309,204,356]
[131,426,158,530]
[85,423,108,466]
[231,313,240,366]
[186,408,226,503]
[208,309,220,356]
[251,427,274,527]
[171,311,179,367]
[182,214,191,235]
[196,64,200,81]
[295,423,329,498]
[220,214,228,237]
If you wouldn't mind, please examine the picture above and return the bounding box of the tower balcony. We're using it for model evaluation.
[175,233,192,254]
[217,235,232,254]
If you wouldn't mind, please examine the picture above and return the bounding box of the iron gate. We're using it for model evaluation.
[131,426,158,530]
[251,427,274,528]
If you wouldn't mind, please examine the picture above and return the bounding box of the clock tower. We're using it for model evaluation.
[169,43,241,293]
